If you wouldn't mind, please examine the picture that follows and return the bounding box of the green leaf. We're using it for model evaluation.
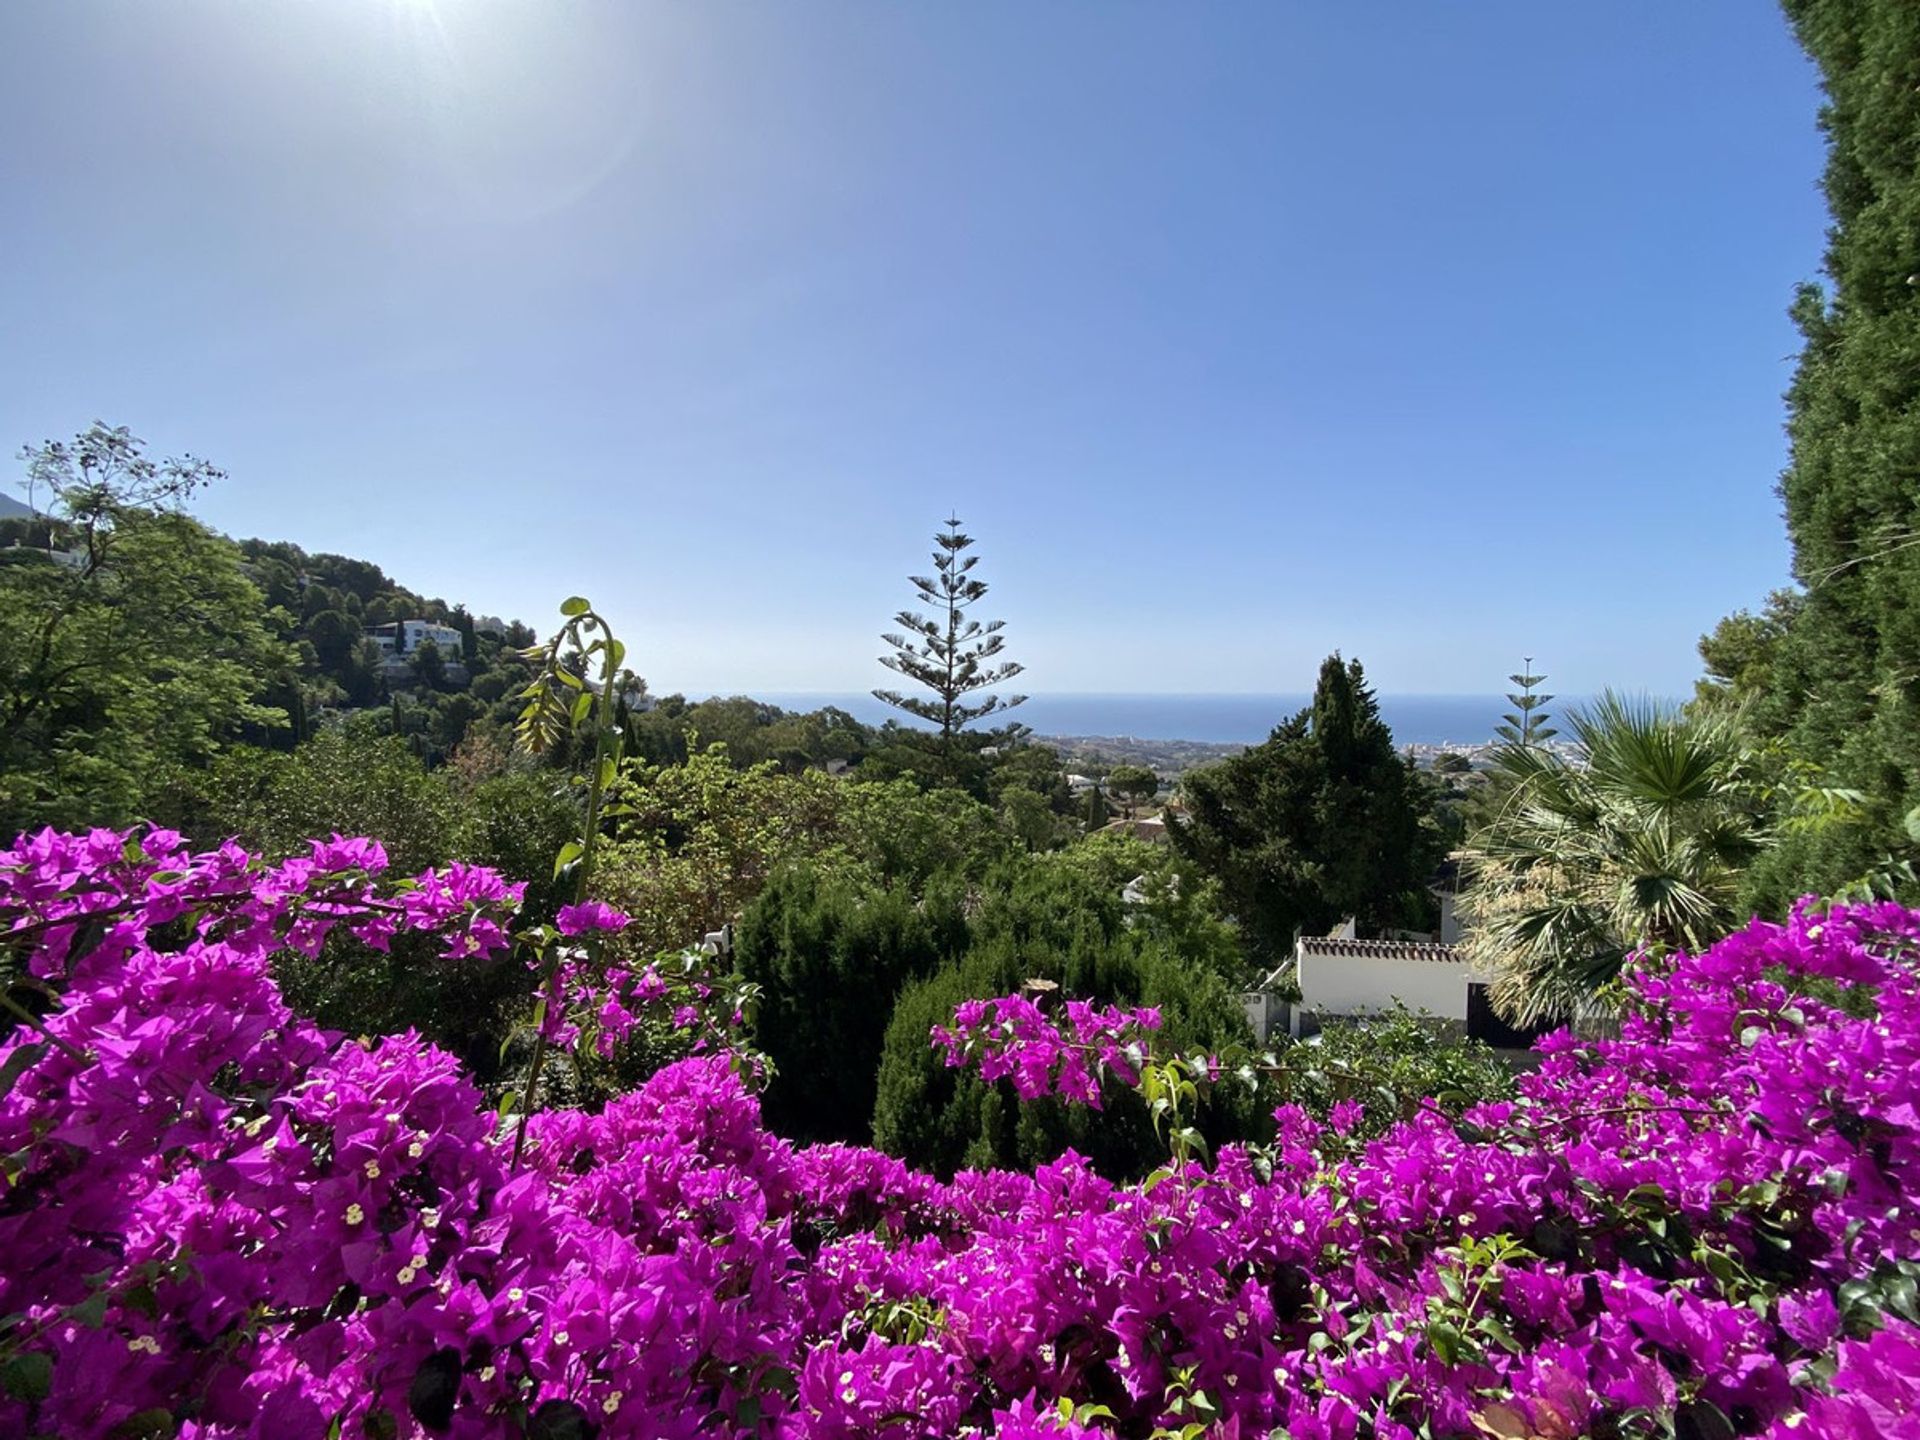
[1475,1314,1520,1353]
[1887,1271,1919,1323]
[552,841,583,880]
[406,1348,461,1432]
[0,1042,48,1102]
[1674,1398,1735,1440]
[1,1352,52,1403]
[527,1399,596,1440]
[569,691,593,725]
[560,596,590,618]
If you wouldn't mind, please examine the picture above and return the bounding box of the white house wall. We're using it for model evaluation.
[1298,954,1469,1023]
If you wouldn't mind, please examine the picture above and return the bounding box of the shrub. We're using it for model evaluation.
[734,863,966,1143]
[1283,1003,1515,1140]
[871,857,1257,1178]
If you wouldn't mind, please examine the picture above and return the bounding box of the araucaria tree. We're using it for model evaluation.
[1495,658,1556,748]
[874,516,1025,744]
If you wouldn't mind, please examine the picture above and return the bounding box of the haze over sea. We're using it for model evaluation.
[732,694,1610,748]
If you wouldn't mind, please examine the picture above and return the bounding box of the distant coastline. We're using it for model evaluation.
[720,692,1585,748]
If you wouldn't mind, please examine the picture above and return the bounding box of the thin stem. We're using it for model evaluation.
[513,612,626,1169]
[0,989,88,1063]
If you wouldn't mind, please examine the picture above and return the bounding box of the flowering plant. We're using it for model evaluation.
[6,784,1920,1439]
[933,990,1161,1107]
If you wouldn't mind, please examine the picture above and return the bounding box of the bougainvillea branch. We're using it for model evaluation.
[4,823,1920,1436]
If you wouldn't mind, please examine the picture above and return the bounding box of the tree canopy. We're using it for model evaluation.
[0,425,293,833]
[1458,694,1767,1026]
[1169,655,1440,970]
[1708,0,1920,903]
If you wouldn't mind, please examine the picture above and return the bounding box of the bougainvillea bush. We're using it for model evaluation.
[3,827,1919,1438]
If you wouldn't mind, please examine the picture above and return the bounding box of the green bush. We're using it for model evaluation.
[1283,1006,1514,1140]
[734,864,967,1143]
[156,730,459,872]
[871,855,1258,1179]
[150,731,575,1076]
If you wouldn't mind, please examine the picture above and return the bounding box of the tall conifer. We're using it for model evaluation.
[1723,1,1920,900]
[874,517,1026,745]
[1495,660,1556,748]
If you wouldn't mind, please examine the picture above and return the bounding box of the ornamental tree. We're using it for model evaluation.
[1494,658,1556,748]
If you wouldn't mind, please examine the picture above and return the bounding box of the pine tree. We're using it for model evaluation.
[1494,659,1556,748]
[874,517,1026,745]
[1169,654,1440,967]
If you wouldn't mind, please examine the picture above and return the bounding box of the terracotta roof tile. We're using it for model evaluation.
[1298,937,1461,965]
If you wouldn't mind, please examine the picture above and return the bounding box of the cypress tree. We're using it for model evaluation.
[1169,654,1440,967]
[1730,1,1920,901]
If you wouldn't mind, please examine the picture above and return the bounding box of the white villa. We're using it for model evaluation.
[366,620,466,680]
[1245,896,1545,1050]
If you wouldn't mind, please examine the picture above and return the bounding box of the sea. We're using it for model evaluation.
[724,693,1567,748]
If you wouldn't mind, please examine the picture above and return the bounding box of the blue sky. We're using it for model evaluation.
[0,2,1823,696]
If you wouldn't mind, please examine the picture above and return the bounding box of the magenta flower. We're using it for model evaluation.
[4,828,1920,1438]
[555,900,632,937]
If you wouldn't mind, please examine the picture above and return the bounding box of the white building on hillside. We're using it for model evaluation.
[366,620,466,680]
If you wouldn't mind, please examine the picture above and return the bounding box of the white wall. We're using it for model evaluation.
[403,621,462,653]
[1298,953,1469,1022]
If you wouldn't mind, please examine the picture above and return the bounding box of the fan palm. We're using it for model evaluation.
[1458,693,1765,1025]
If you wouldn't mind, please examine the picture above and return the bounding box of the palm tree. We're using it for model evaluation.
[1458,693,1765,1026]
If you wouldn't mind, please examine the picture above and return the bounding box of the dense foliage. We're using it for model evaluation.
[1458,695,1768,1026]
[871,853,1259,1180]
[1171,656,1441,970]
[5,826,1920,1438]
[0,427,294,834]
[1703,0,1920,906]
[734,864,967,1143]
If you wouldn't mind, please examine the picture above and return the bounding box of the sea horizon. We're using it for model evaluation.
[687,691,1641,748]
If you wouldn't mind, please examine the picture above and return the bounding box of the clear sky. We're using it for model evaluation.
[0,2,1824,697]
